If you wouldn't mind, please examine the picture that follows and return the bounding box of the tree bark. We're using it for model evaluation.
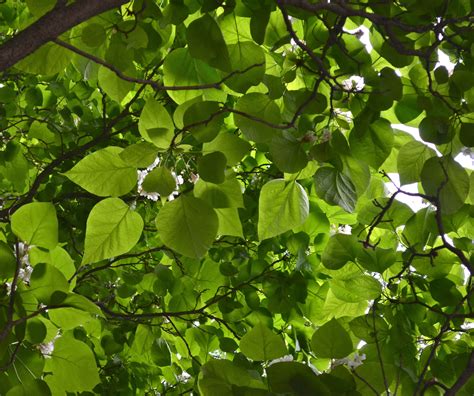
[0,0,130,72]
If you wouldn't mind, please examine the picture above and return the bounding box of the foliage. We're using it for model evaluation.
[0,0,473,395]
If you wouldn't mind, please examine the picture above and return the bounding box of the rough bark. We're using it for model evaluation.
[0,0,130,72]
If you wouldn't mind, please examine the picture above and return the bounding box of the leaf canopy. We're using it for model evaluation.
[0,1,473,395]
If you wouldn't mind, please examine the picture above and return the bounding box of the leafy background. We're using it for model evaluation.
[0,0,473,395]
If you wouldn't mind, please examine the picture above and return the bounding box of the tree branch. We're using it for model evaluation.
[0,0,130,72]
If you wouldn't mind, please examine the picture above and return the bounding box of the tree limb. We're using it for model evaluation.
[0,0,130,72]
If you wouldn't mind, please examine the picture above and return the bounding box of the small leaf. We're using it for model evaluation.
[156,195,218,258]
[65,146,137,197]
[311,318,353,359]
[240,323,287,361]
[82,198,144,265]
[314,167,357,213]
[11,202,58,249]
[138,98,175,149]
[142,167,176,196]
[258,179,309,240]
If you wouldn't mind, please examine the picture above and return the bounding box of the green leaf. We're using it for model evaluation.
[183,101,224,142]
[151,338,171,366]
[6,380,51,396]
[330,275,382,302]
[419,116,454,144]
[186,14,231,72]
[194,177,244,208]
[142,167,176,196]
[321,234,360,270]
[350,118,394,168]
[29,263,69,304]
[258,179,309,240]
[397,141,436,185]
[11,202,58,249]
[311,318,353,359]
[81,23,106,47]
[25,0,55,17]
[314,167,357,213]
[215,208,243,237]
[421,156,470,214]
[270,134,308,173]
[203,132,251,166]
[198,359,266,395]
[267,362,329,395]
[197,152,227,184]
[0,241,16,279]
[225,41,266,93]
[119,142,158,168]
[460,122,474,147]
[64,146,137,197]
[240,323,287,361]
[82,198,144,265]
[46,336,100,393]
[234,93,281,143]
[156,195,218,258]
[138,98,175,149]
[163,48,226,104]
[98,66,134,104]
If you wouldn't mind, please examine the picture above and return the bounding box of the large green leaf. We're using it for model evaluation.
[156,195,218,258]
[234,93,281,143]
[350,118,394,168]
[421,156,470,214]
[330,275,382,302]
[194,177,244,208]
[46,336,100,394]
[11,202,58,249]
[270,134,308,173]
[397,141,436,185]
[203,132,251,166]
[0,241,16,279]
[64,147,137,197]
[163,48,227,104]
[138,98,175,149]
[267,362,329,394]
[314,167,357,213]
[225,41,266,92]
[321,234,360,270]
[240,323,287,361]
[82,198,144,265]
[198,359,266,395]
[311,318,353,359]
[29,263,69,304]
[215,208,243,237]
[258,179,309,240]
[186,14,231,72]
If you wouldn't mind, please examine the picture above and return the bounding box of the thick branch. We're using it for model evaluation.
[445,351,474,396]
[0,0,130,72]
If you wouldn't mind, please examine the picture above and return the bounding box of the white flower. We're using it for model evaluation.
[342,76,365,92]
[333,352,366,370]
